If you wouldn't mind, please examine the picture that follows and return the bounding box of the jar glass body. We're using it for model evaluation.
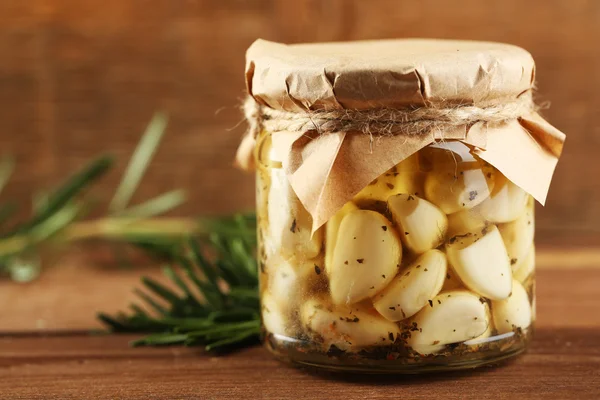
[255,132,535,373]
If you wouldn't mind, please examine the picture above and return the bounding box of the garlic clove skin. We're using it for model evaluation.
[498,198,535,267]
[267,168,323,261]
[329,210,402,305]
[492,280,533,334]
[301,296,401,351]
[421,141,480,167]
[407,290,490,355]
[475,174,529,223]
[325,202,359,273]
[373,249,447,321]
[445,225,513,300]
[388,194,448,254]
[447,208,489,237]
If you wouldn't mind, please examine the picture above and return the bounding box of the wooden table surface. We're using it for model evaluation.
[1,252,599,399]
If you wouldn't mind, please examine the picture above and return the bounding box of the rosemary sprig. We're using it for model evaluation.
[0,111,263,352]
[109,112,171,214]
[98,213,261,352]
[0,112,191,280]
[0,156,114,280]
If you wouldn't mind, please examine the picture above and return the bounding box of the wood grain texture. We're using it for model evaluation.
[0,255,599,397]
[0,0,598,244]
[0,247,599,332]
[1,267,599,399]
[0,329,598,400]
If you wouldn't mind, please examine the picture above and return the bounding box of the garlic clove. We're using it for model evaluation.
[476,174,529,223]
[268,255,325,311]
[267,168,322,260]
[301,296,401,351]
[441,261,465,291]
[463,310,494,349]
[407,290,490,355]
[445,225,512,300]
[498,198,535,267]
[421,141,479,167]
[388,194,448,254]
[354,153,424,206]
[513,245,535,283]
[492,280,532,334]
[325,202,359,272]
[447,208,488,237]
[329,210,402,305]
[373,249,447,321]
[261,292,290,337]
[424,160,495,214]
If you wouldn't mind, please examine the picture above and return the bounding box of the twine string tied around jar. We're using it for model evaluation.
[243,93,537,139]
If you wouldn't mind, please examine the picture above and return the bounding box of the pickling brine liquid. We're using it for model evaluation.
[255,132,535,373]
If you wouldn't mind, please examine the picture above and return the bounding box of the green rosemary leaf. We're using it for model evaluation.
[213,258,244,288]
[0,203,81,262]
[232,213,257,248]
[207,235,237,271]
[97,312,131,332]
[110,112,168,213]
[204,328,261,352]
[186,320,260,339]
[100,223,260,352]
[37,155,112,219]
[114,189,186,219]
[32,191,49,214]
[229,238,258,280]
[187,238,219,286]
[208,308,259,323]
[2,155,114,237]
[198,212,257,246]
[178,259,224,311]
[129,304,149,318]
[141,275,181,305]
[228,287,260,303]
[131,333,188,347]
[161,264,203,308]
[29,202,82,243]
[126,236,183,260]
[134,288,169,317]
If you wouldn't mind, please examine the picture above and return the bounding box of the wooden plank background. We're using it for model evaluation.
[1,267,600,398]
[0,0,598,245]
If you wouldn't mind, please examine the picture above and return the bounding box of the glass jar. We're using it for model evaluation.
[256,133,535,373]
[239,38,565,373]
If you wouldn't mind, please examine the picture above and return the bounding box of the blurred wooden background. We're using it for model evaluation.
[0,0,598,246]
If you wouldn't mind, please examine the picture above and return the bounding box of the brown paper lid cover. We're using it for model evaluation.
[246,39,535,112]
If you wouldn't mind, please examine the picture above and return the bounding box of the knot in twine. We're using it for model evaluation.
[244,93,536,138]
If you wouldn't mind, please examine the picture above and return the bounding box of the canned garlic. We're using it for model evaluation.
[237,39,565,372]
